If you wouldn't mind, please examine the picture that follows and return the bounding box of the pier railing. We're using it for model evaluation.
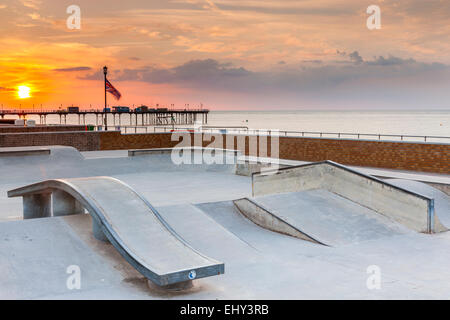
[0,108,208,114]
[1,108,209,126]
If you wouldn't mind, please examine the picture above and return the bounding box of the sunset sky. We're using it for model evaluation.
[0,0,449,110]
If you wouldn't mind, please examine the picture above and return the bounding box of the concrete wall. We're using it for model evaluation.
[252,162,444,233]
[253,165,325,196]
[322,164,445,233]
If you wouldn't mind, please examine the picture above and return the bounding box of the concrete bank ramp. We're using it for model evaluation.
[7,177,224,287]
[385,179,450,227]
[251,161,445,233]
[235,190,410,246]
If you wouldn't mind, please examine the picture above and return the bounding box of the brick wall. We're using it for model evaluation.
[99,132,180,150]
[0,125,86,133]
[1,130,448,174]
[276,137,450,174]
[0,131,101,151]
[99,132,450,174]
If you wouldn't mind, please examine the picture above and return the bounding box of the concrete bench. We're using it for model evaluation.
[8,177,224,288]
[0,147,50,157]
[128,147,241,157]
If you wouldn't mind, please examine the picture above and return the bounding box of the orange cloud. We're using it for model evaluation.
[0,0,448,110]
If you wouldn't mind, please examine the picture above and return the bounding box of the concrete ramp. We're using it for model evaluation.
[385,179,450,227]
[7,177,224,287]
[235,190,409,246]
[155,204,259,258]
[252,161,444,233]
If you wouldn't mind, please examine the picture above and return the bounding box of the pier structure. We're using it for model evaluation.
[0,109,209,126]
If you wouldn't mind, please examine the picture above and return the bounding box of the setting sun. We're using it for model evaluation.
[17,86,31,99]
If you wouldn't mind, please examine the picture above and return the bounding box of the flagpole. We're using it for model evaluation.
[103,66,108,131]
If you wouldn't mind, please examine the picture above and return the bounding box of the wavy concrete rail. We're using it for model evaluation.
[251,161,444,233]
[7,177,224,288]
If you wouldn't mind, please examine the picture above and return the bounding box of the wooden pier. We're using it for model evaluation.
[0,108,209,126]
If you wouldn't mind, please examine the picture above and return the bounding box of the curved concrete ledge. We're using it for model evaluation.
[8,177,224,287]
[252,160,444,233]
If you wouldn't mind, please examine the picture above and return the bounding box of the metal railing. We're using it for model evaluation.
[93,125,153,134]
[92,125,450,143]
[276,130,450,143]
[151,126,450,143]
[152,126,249,133]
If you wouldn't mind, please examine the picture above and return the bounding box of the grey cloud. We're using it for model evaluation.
[170,59,250,81]
[53,66,92,72]
[348,51,363,65]
[116,68,149,81]
[341,51,419,67]
[91,57,449,92]
[81,67,142,81]
[78,56,450,109]
[336,50,363,65]
[80,70,105,81]
[302,60,322,64]
[367,56,416,66]
[105,59,252,85]
[215,3,352,16]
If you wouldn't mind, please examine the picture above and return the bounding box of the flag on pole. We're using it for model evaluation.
[105,79,122,100]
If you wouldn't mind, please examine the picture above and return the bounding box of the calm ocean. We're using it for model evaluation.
[207,110,450,137]
[22,110,450,137]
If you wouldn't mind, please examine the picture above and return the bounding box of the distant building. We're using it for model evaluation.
[67,106,79,112]
[135,105,149,113]
[112,106,130,113]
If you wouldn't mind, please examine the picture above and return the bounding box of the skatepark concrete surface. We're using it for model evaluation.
[1,146,450,299]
